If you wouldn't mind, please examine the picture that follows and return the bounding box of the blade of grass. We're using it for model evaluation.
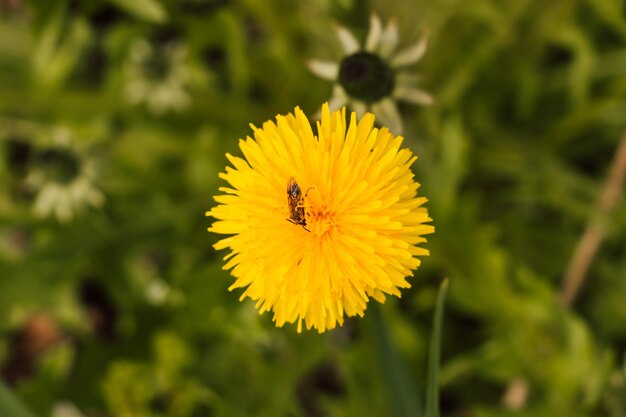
[425,279,449,417]
[0,380,39,417]
[370,303,423,417]
[109,0,168,23]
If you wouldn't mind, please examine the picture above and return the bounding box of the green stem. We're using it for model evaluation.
[425,279,449,417]
[370,302,423,417]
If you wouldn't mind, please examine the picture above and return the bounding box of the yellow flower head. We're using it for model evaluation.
[207,104,434,333]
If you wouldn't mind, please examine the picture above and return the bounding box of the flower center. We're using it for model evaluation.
[302,190,336,237]
[38,148,81,184]
[338,51,395,103]
[142,50,171,81]
[306,205,336,237]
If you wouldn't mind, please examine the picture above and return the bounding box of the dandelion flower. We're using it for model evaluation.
[308,14,433,133]
[207,104,433,333]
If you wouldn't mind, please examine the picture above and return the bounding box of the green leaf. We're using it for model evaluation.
[0,380,39,417]
[109,0,168,24]
[425,279,449,417]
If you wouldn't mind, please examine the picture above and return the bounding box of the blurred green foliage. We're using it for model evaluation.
[1,0,626,416]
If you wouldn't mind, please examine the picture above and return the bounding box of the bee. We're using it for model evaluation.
[286,177,309,231]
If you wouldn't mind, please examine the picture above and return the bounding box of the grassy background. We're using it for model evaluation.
[1,0,626,416]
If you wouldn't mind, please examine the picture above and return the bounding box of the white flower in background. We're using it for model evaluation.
[145,278,171,305]
[26,128,104,223]
[307,14,433,133]
[123,39,192,115]
[52,401,85,417]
